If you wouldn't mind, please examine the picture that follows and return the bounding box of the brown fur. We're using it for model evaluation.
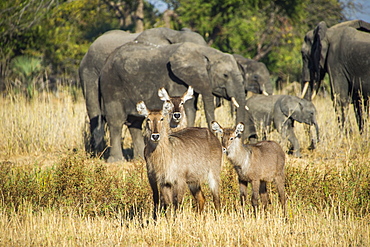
[137,101,222,219]
[212,121,286,216]
[158,87,193,131]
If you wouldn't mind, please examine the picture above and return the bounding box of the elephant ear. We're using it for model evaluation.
[279,96,303,120]
[312,21,328,82]
[169,43,210,90]
[334,20,370,33]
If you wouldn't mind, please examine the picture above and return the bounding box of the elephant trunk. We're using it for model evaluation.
[314,120,320,143]
[230,74,247,127]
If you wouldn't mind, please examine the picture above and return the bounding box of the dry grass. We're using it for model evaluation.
[0,89,369,246]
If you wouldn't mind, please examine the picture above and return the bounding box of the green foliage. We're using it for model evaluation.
[10,56,42,80]
[0,151,152,217]
[0,151,369,218]
[286,161,370,215]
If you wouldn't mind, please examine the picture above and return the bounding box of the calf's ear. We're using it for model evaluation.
[162,100,174,115]
[158,87,171,101]
[137,101,149,117]
[235,122,245,135]
[211,121,223,134]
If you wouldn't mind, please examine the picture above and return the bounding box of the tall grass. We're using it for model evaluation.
[0,90,369,246]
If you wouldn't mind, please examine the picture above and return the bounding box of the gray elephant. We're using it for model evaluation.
[214,54,273,108]
[233,54,273,95]
[244,95,319,157]
[301,20,370,132]
[79,27,207,155]
[99,42,246,162]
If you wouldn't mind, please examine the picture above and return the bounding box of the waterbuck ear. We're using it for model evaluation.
[211,121,223,134]
[162,100,174,115]
[158,87,170,101]
[182,86,194,102]
[136,101,149,117]
[235,122,245,135]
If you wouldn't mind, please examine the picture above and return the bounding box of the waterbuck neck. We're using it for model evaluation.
[227,137,252,170]
[144,114,173,179]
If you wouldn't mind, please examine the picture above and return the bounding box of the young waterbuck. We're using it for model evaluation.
[137,100,222,219]
[158,86,193,131]
[211,121,286,216]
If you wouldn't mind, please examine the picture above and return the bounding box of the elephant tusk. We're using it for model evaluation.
[245,105,249,111]
[262,90,269,96]
[311,90,317,100]
[231,97,240,108]
[301,81,309,99]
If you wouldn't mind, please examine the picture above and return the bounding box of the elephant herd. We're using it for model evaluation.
[79,20,370,162]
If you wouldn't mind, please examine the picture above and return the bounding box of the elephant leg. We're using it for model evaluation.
[107,122,125,163]
[184,94,197,127]
[89,115,106,156]
[83,76,105,155]
[353,98,364,133]
[286,127,300,157]
[333,97,350,132]
[127,115,145,160]
[278,119,300,157]
[105,102,126,163]
[202,93,216,129]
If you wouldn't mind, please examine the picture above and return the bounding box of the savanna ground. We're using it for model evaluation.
[0,86,369,246]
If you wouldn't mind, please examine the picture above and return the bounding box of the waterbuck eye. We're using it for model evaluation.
[230,137,234,141]
[180,101,184,106]
[160,117,164,121]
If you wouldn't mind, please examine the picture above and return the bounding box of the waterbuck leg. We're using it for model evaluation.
[160,183,173,217]
[188,182,206,212]
[259,181,270,211]
[147,171,159,220]
[275,176,287,217]
[239,180,248,208]
[251,180,261,217]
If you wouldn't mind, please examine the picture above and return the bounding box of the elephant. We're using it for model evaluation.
[244,94,319,157]
[233,54,273,95]
[214,54,273,108]
[301,20,370,132]
[79,27,207,155]
[99,41,247,162]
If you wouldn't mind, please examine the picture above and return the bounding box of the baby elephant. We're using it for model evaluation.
[245,94,319,157]
[212,121,286,216]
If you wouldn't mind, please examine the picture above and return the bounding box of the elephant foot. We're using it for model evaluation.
[288,148,301,158]
[308,140,317,150]
[107,155,127,163]
[292,150,301,158]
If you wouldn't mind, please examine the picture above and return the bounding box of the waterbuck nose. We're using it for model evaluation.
[173,112,181,119]
[151,134,160,141]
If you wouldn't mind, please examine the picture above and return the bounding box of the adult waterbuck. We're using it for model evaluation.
[158,86,194,131]
[211,121,286,216]
[137,100,222,219]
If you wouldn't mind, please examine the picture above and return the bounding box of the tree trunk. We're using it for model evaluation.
[135,0,144,33]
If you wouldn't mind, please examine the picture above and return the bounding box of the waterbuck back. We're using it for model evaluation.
[158,86,193,131]
[137,100,222,219]
[212,121,286,216]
